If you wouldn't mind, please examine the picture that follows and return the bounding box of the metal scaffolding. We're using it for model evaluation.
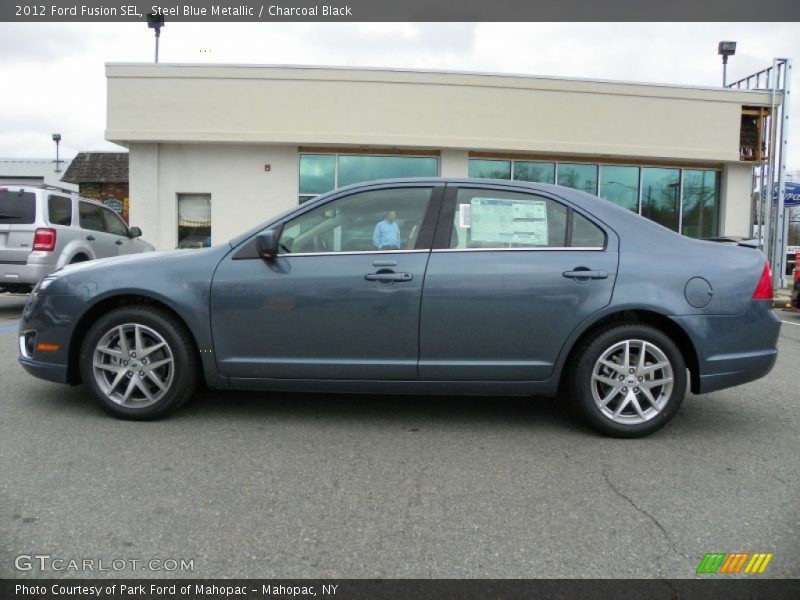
[728,58,793,288]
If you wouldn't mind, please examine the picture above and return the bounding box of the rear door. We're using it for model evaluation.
[419,184,619,381]
[0,189,37,265]
[0,187,36,284]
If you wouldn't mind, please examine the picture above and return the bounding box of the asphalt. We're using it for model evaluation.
[0,293,798,579]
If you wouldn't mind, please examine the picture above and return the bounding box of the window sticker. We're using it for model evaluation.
[469,197,549,246]
[459,203,471,228]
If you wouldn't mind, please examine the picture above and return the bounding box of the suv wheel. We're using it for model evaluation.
[79,306,199,419]
[570,324,687,438]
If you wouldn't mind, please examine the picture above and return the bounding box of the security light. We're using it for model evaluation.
[718,41,737,57]
[718,41,737,86]
[52,133,62,173]
[146,13,165,63]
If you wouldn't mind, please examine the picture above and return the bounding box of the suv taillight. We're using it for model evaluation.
[33,228,57,252]
[752,261,773,300]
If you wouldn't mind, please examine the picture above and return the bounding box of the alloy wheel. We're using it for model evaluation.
[590,339,674,425]
[92,323,175,408]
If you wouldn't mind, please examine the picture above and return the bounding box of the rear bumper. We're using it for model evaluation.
[1,261,51,286]
[695,350,777,394]
[671,300,781,394]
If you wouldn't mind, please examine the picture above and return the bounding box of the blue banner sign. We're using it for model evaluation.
[773,181,800,206]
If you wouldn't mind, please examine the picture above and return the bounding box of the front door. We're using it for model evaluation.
[210,185,441,380]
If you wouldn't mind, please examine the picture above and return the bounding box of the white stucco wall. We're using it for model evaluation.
[720,162,754,237]
[129,143,298,249]
[107,64,777,163]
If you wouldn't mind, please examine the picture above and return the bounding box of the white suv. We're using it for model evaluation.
[0,185,154,293]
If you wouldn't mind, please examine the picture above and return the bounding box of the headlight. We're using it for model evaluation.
[30,275,57,301]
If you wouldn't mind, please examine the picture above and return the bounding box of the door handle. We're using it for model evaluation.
[86,235,95,241]
[115,240,123,245]
[364,272,413,282]
[562,270,608,280]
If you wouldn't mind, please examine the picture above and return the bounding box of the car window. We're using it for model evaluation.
[571,212,606,248]
[450,188,568,248]
[79,202,105,232]
[278,187,432,254]
[48,195,72,226]
[0,190,36,224]
[101,207,128,237]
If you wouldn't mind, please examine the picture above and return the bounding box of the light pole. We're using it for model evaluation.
[147,13,165,63]
[52,133,62,173]
[718,41,737,87]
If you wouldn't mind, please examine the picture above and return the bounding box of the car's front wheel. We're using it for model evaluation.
[79,306,199,419]
[570,324,687,438]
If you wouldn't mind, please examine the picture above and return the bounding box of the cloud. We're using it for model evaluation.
[0,22,798,169]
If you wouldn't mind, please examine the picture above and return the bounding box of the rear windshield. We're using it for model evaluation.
[0,190,36,224]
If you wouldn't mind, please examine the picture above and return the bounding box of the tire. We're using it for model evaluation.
[569,324,687,438]
[79,306,199,420]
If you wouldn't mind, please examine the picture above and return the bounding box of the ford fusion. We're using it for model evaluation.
[18,179,780,437]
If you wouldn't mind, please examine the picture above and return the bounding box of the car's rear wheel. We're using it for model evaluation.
[79,306,199,419]
[570,324,687,438]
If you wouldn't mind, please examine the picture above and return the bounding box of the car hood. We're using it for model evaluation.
[45,245,232,297]
[56,246,225,276]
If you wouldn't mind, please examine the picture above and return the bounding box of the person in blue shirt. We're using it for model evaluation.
[372,210,402,250]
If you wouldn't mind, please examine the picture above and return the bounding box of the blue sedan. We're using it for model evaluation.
[18,179,781,437]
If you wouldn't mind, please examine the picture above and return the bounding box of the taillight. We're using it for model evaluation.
[33,228,57,252]
[752,261,773,300]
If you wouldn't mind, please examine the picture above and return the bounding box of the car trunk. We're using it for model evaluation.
[0,190,36,264]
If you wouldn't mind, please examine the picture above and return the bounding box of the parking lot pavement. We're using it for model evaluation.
[0,293,798,579]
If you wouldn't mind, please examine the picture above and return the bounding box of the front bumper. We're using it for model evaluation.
[17,292,84,384]
[18,355,69,383]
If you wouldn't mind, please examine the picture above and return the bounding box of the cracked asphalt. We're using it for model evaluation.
[0,292,798,579]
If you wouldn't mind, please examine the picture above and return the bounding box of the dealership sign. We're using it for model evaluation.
[772,181,800,206]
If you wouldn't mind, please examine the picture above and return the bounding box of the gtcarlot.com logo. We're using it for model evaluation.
[14,554,194,572]
[696,552,773,574]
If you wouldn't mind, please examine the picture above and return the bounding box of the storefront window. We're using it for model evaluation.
[299,154,439,203]
[557,163,598,194]
[299,154,336,196]
[177,193,211,249]
[514,161,555,184]
[681,170,719,238]
[468,159,512,180]
[338,155,438,187]
[641,168,680,231]
[599,165,640,212]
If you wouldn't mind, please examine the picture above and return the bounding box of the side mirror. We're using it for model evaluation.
[128,226,142,238]
[255,229,279,260]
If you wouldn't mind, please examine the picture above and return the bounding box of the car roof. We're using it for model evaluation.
[0,184,108,207]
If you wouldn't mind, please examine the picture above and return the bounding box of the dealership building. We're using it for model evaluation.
[104,64,779,250]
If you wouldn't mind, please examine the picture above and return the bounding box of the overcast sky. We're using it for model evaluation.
[1,21,799,170]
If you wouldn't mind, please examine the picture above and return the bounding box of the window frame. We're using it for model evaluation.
[234,184,446,260]
[433,184,608,252]
[78,201,106,233]
[47,194,73,226]
[100,205,130,237]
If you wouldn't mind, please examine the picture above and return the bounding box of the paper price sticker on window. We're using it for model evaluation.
[470,197,548,246]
